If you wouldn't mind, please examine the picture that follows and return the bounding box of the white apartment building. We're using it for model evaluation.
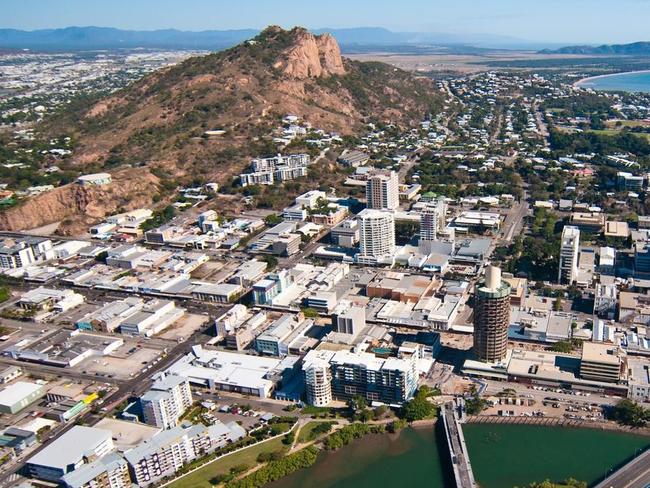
[356,209,395,265]
[366,170,399,210]
[123,424,211,487]
[302,350,334,407]
[141,375,193,430]
[419,197,447,251]
[558,226,580,284]
[0,237,53,269]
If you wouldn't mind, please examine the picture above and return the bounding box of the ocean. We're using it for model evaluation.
[578,70,650,93]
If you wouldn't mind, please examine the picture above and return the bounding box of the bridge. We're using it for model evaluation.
[593,449,650,488]
[441,400,477,488]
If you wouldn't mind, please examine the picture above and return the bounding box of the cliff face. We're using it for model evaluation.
[273,30,345,79]
[0,168,159,233]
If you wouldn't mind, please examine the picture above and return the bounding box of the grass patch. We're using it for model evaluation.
[297,421,336,443]
[170,436,287,488]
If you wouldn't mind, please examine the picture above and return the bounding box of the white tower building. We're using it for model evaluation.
[558,226,580,284]
[366,170,399,210]
[356,209,395,265]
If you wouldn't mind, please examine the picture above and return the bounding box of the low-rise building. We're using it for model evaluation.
[18,287,85,313]
[25,426,114,482]
[61,452,130,488]
[579,342,623,383]
[0,381,44,414]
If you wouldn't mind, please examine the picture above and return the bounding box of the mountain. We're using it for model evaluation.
[0,26,258,51]
[540,41,650,55]
[0,25,543,52]
[4,26,443,233]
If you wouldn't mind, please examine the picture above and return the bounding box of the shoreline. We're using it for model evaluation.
[574,69,650,88]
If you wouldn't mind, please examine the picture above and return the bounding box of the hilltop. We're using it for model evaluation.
[46,26,442,179]
[540,41,650,55]
[4,26,443,232]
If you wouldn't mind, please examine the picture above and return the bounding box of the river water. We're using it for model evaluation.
[269,424,649,488]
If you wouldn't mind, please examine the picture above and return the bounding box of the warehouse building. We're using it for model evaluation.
[0,381,44,414]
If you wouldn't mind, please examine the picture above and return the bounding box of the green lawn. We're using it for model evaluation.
[170,437,287,488]
[297,421,336,443]
[588,129,650,141]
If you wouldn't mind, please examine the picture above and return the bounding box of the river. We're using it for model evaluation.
[269,424,649,488]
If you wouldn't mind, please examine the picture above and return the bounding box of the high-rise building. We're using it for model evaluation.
[356,209,395,265]
[419,197,447,252]
[558,226,580,284]
[366,170,399,210]
[302,350,334,407]
[141,375,193,430]
[301,349,418,406]
[473,266,511,362]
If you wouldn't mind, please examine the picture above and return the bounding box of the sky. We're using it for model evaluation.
[2,0,650,45]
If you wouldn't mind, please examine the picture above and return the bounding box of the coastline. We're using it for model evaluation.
[573,69,650,88]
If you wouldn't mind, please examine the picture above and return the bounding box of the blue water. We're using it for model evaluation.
[579,71,650,93]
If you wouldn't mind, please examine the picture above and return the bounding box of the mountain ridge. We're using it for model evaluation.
[0,25,544,51]
[540,41,650,55]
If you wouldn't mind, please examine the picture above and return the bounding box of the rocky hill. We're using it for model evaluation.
[48,26,442,179]
[3,26,443,232]
[0,168,160,233]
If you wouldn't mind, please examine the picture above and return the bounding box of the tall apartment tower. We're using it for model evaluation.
[366,170,399,210]
[473,265,511,362]
[356,209,396,265]
[558,226,580,284]
[141,375,193,430]
[419,197,447,251]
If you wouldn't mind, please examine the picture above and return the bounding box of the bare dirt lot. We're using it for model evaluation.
[157,313,209,342]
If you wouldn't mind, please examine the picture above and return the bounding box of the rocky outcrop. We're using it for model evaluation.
[0,168,160,233]
[273,29,345,79]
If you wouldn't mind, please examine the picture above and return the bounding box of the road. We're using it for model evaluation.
[0,310,225,487]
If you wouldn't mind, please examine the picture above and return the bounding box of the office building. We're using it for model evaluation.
[579,342,622,383]
[141,375,193,430]
[558,226,580,284]
[473,266,511,362]
[356,209,395,265]
[366,170,399,210]
[332,302,366,335]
